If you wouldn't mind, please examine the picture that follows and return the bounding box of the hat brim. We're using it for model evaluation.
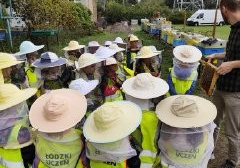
[156,95,217,128]
[14,45,44,56]
[173,45,202,63]
[122,77,169,99]
[115,47,125,52]
[81,80,99,95]
[78,58,103,70]
[83,101,142,143]
[135,53,158,59]
[154,51,163,54]
[0,60,24,70]
[32,58,67,68]
[113,41,127,45]
[29,89,87,133]
[63,45,85,51]
[0,88,37,111]
[96,50,117,60]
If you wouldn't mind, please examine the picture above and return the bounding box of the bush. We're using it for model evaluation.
[168,10,193,24]
[14,0,93,31]
[103,0,192,24]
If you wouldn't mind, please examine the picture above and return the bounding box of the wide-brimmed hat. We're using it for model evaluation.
[15,41,44,56]
[135,46,158,59]
[105,57,117,66]
[0,52,23,70]
[88,41,101,47]
[83,101,142,143]
[109,44,125,53]
[69,78,99,95]
[29,89,87,133]
[148,46,163,54]
[156,95,217,128]
[173,45,202,63]
[0,84,37,111]
[122,73,169,99]
[95,46,116,59]
[32,52,67,68]
[63,41,85,51]
[104,41,113,46]
[76,53,102,70]
[130,35,139,42]
[113,37,126,44]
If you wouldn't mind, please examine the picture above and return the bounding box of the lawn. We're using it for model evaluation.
[173,24,231,40]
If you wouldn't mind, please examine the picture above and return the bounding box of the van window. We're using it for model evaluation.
[197,13,204,19]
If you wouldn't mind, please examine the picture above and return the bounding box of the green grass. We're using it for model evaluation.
[43,31,129,56]
[173,24,231,40]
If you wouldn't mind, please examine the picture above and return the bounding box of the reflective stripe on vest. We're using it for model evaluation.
[90,160,127,168]
[170,69,197,95]
[105,90,123,102]
[0,148,24,168]
[139,111,159,168]
[141,150,157,158]
[140,162,153,168]
[35,129,84,168]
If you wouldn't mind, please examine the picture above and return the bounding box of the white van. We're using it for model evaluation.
[187,9,224,26]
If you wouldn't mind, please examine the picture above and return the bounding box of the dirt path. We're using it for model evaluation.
[208,133,228,168]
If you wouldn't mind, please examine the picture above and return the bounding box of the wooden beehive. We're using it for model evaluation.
[200,60,219,96]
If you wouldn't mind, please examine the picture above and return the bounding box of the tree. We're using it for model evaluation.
[204,0,216,9]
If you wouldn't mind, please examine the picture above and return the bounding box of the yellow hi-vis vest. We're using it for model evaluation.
[34,129,85,168]
[104,78,123,103]
[0,118,31,168]
[139,111,160,168]
[130,52,136,64]
[0,148,24,168]
[25,66,41,97]
[105,90,123,102]
[167,69,197,96]
[116,63,134,81]
[25,66,37,87]
[87,142,127,168]
[160,132,208,168]
[3,117,33,150]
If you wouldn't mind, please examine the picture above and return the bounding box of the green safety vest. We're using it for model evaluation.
[3,117,33,150]
[25,66,37,87]
[167,69,197,96]
[87,142,127,168]
[105,90,123,102]
[160,132,208,167]
[134,110,160,168]
[24,66,42,97]
[116,63,134,81]
[34,129,84,168]
[104,78,123,103]
[0,148,24,168]
[130,52,137,64]
[0,118,32,168]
